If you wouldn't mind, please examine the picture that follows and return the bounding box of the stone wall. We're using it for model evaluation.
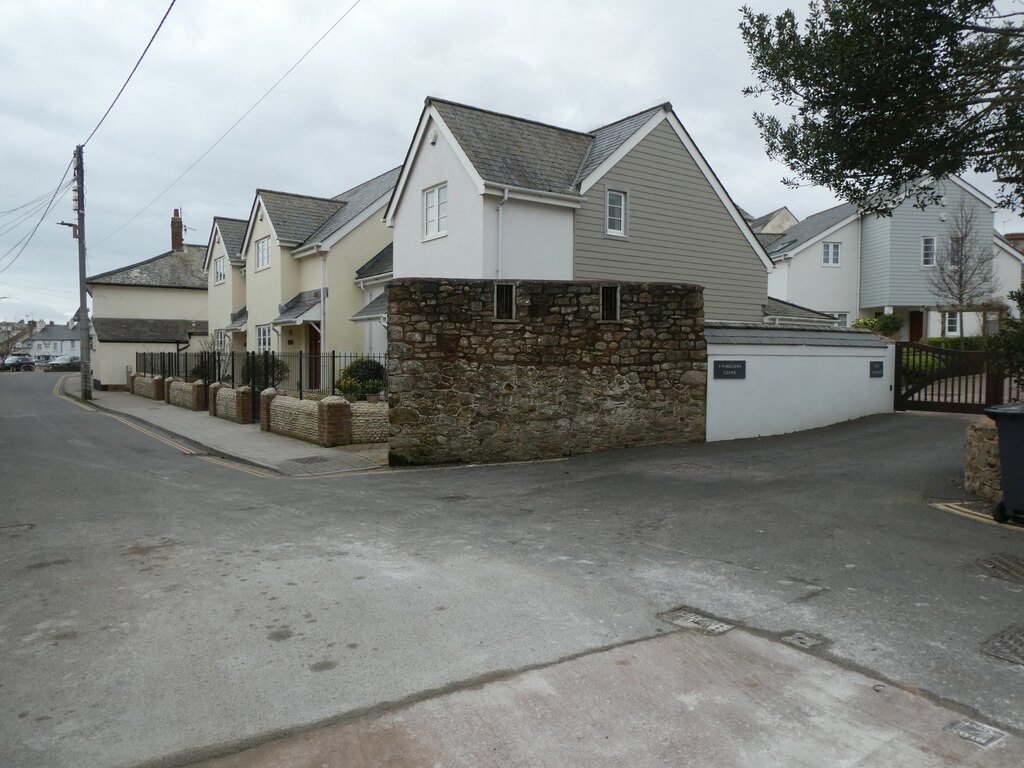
[387,279,707,465]
[965,417,1001,502]
[131,374,164,400]
[260,391,353,447]
[212,384,253,424]
[168,379,205,411]
[351,402,388,444]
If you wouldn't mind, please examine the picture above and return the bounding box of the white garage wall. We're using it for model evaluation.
[706,343,895,441]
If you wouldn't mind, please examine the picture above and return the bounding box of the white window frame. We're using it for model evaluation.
[922,236,936,267]
[423,182,448,240]
[606,188,627,237]
[214,256,226,285]
[822,242,841,266]
[256,324,272,352]
[215,330,228,351]
[830,312,849,327]
[944,311,959,335]
[255,237,271,271]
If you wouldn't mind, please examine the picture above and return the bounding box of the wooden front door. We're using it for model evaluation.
[908,311,924,343]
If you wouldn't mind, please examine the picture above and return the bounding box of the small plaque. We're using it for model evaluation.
[714,360,746,379]
[870,360,884,378]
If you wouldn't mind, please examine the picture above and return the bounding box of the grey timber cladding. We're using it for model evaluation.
[573,120,768,323]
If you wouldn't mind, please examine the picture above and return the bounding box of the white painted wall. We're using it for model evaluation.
[706,342,895,441]
[392,115,484,278]
[771,218,861,321]
[481,197,573,280]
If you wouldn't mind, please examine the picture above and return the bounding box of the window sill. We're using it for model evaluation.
[214,280,226,285]
[254,264,271,272]
[604,232,628,240]
[491,318,520,324]
[821,264,841,268]
[422,232,448,243]
[597,319,632,326]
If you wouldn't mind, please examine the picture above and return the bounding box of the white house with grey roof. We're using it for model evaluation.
[385,98,772,323]
[232,167,399,384]
[204,216,248,355]
[86,210,208,389]
[26,320,84,360]
[766,177,1024,340]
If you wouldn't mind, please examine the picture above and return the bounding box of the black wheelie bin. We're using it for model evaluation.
[984,404,1024,523]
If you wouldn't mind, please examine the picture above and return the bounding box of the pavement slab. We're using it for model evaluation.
[184,629,1023,768]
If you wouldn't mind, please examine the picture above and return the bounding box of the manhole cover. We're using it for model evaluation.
[658,608,733,634]
[943,719,1004,746]
[782,632,822,649]
[977,553,1024,584]
[291,455,332,465]
[980,623,1024,666]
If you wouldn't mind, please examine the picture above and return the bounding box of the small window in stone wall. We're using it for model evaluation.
[495,283,515,319]
[601,285,620,321]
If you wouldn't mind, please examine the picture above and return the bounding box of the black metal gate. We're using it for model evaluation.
[894,342,1004,413]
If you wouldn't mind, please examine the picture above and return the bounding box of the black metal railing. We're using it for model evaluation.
[134,351,387,401]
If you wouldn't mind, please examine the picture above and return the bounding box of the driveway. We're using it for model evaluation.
[1,372,1022,767]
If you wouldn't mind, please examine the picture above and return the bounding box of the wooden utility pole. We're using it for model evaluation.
[74,145,92,400]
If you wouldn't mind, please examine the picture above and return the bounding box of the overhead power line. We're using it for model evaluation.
[92,0,364,249]
[0,183,73,218]
[82,0,177,147]
[0,158,74,278]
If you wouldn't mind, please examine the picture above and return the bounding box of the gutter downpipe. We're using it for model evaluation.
[317,245,328,355]
[496,187,509,279]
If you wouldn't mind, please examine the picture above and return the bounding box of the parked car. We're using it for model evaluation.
[44,355,81,371]
[2,353,35,371]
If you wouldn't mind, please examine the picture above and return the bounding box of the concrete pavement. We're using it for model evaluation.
[60,374,388,475]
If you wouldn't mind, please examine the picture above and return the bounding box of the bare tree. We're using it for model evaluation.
[928,202,1000,348]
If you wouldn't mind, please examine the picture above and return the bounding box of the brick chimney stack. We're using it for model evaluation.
[171,209,184,251]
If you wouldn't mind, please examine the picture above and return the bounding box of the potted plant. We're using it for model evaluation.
[337,377,361,400]
[364,379,384,403]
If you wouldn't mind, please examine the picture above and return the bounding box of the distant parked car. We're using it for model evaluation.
[2,354,35,371]
[44,355,81,371]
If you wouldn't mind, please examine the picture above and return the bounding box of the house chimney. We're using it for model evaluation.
[171,209,184,251]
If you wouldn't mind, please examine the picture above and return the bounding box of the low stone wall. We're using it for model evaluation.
[211,384,253,424]
[351,402,388,444]
[387,279,707,465]
[965,417,1001,502]
[168,379,206,411]
[260,390,353,447]
[131,374,164,400]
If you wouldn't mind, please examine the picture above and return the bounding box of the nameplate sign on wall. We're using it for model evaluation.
[714,360,746,379]
[870,361,884,378]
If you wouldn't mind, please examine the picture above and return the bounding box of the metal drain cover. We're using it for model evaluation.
[977,553,1024,584]
[980,623,1024,666]
[943,719,1004,746]
[658,608,733,634]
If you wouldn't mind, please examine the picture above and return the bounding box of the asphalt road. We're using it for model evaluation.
[1,371,1022,768]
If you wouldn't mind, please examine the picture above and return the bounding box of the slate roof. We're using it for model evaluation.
[272,290,321,325]
[224,306,247,332]
[765,203,858,260]
[300,167,401,248]
[29,323,81,342]
[92,318,208,343]
[214,217,248,263]
[704,321,886,348]
[430,99,595,195]
[763,297,838,324]
[574,105,667,184]
[355,243,393,280]
[257,190,343,245]
[351,292,387,321]
[87,245,207,289]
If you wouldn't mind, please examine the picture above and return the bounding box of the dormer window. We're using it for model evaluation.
[424,183,448,239]
[214,256,226,284]
[606,189,627,236]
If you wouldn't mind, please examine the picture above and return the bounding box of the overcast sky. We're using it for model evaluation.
[1,0,1020,323]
